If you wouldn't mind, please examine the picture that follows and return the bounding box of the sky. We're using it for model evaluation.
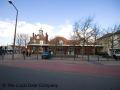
[0,0,120,45]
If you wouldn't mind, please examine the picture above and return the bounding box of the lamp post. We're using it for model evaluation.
[8,0,18,60]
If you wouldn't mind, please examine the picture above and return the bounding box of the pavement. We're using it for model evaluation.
[0,54,120,90]
[1,58,120,77]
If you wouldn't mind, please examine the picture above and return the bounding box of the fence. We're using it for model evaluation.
[0,53,118,61]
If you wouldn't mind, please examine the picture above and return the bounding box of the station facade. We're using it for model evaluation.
[27,29,103,55]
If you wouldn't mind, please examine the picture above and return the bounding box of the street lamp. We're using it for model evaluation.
[8,0,18,60]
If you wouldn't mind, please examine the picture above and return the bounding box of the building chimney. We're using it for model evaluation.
[46,33,48,44]
[33,33,34,38]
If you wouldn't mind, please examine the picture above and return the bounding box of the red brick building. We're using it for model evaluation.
[27,29,49,54]
[27,30,102,55]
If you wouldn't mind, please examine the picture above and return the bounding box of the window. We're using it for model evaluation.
[33,39,36,43]
[40,40,43,45]
[59,40,63,45]
[37,36,39,39]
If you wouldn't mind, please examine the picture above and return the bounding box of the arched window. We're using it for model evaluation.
[59,40,63,45]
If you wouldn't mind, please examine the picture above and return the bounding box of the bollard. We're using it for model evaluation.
[98,55,99,61]
[87,55,89,62]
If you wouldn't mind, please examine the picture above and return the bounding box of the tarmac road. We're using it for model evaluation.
[0,63,120,90]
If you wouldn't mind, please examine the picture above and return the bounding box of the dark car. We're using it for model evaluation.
[41,51,51,59]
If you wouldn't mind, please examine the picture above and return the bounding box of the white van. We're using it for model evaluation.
[109,49,120,60]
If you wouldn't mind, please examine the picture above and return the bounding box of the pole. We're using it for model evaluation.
[12,10,18,60]
[8,1,18,60]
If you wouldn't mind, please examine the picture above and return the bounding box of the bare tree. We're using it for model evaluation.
[49,36,60,55]
[16,33,23,47]
[70,31,79,60]
[22,34,29,48]
[73,17,93,60]
[91,24,100,55]
[16,33,29,53]
[16,33,23,53]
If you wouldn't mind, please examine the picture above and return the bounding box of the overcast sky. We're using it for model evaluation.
[0,0,120,45]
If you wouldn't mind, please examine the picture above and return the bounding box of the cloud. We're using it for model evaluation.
[54,23,73,39]
[0,21,14,38]
[0,20,73,45]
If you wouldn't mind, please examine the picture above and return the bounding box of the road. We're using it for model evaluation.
[0,56,120,90]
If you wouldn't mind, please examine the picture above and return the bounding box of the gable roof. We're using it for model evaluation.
[49,36,80,45]
[99,33,112,40]
[115,30,120,34]
[98,29,120,40]
[49,36,68,45]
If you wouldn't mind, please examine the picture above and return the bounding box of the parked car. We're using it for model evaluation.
[41,51,51,59]
[113,51,120,60]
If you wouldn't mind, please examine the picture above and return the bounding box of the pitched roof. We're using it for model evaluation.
[98,33,112,40]
[49,36,80,45]
[98,29,120,40]
[49,36,68,45]
[115,30,120,34]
